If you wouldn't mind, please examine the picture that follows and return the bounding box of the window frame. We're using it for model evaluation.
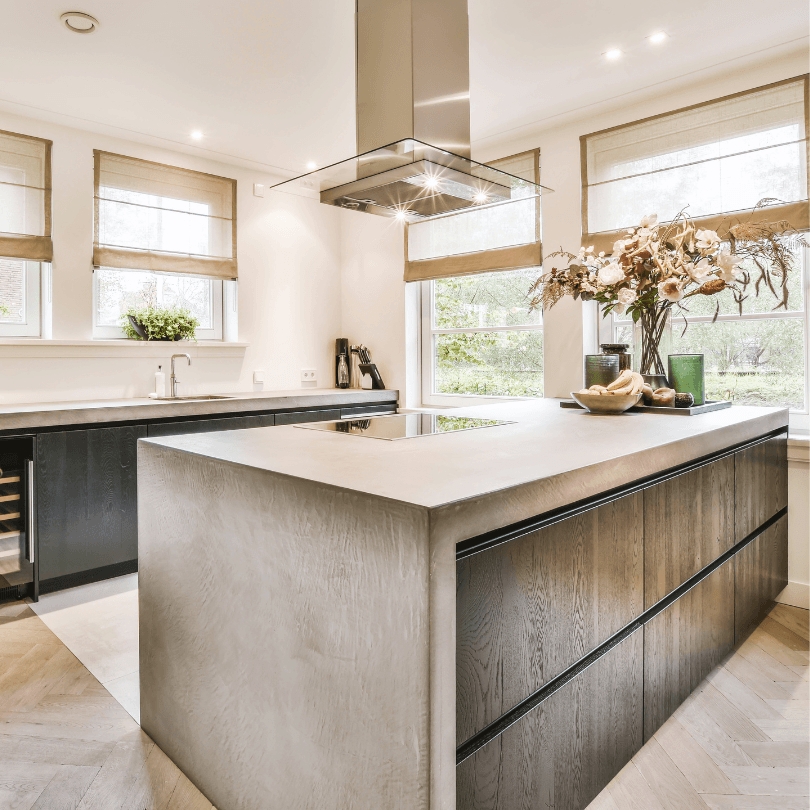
[0,259,41,337]
[420,275,544,407]
[91,268,224,341]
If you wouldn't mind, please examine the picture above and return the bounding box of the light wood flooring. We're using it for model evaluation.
[1,598,807,809]
[588,602,810,810]
[0,599,213,810]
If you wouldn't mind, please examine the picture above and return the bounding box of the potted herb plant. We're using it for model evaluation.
[121,305,199,341]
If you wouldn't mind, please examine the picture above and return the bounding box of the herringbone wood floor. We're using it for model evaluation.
[0,600,213,810]
[1,598,807,809]
[588,602,810,810]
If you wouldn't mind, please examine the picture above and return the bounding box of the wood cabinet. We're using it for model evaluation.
[146,413,275,437]
[274,409,341,425]
[643,560,735,740]
[735,514,788,642]
[643,456,734,608]
[735,433,787,542]
[37,425,145,581]
[456,628,643,810]
[456,492,643,745]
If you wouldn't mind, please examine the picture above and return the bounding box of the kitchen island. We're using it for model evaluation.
[137,399,789,810]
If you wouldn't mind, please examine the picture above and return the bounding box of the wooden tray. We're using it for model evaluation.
[560,399,732,416]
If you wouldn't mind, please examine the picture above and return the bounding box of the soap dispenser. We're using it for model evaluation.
[154,365,166,398]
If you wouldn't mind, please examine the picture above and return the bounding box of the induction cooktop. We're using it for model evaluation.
[295,413,513,440]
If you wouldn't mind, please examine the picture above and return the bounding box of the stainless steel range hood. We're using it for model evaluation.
[270,0,550,220]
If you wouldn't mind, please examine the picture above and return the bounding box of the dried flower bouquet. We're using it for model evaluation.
[529,199,807,376]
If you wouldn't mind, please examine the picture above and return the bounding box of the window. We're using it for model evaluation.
[92,151,236,339]
[415,149,544,402]
[93,268,221,340]
[585,76,810,420]
[0,128,52,337]
[422,267,543,402]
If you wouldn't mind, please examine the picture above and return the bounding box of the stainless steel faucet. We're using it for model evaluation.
[170,354,192,398]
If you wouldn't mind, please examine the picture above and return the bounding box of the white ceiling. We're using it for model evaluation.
[0,0,807,175]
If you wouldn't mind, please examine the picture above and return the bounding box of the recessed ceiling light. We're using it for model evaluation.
[649,32,668,44]
[424,176,439,189]
[190,131,203,141]
[306,161,317,171]
[395,210,408,221]
[474,192,489,204]
[604,48,623,60]
[60,11,99,33]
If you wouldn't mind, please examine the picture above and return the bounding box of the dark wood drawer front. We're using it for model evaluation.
[643,559,735,740]
[274,409,341,425]
[456,491,643,745]
[643,455,734,608]
[147,414,275,437]
[735,434,788,543]
[457,628,643,810]
[37,425,145,580]
[735,515,788,643]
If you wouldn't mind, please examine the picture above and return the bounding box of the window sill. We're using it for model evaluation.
[0,339,249,358]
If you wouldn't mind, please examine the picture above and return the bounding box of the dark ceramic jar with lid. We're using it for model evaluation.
[600,343,632,373]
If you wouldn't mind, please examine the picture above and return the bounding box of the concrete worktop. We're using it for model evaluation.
[145,398,788,522]
[0,388,398,431]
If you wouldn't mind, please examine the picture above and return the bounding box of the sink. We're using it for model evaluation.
[155,395,235,402]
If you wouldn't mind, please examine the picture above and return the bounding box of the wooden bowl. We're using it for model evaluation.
[570,391,642,414]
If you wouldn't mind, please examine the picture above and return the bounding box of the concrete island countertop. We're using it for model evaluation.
[0,388,398,431]
[145,398,788,542]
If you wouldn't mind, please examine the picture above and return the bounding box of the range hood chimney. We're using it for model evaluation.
[270,0,549,220]
[356,0,471,159]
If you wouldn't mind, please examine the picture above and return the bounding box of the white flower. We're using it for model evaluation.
[695,229,720,251]
[598,262,625,286]
[716,250,742,282]
[613,303,626,315]
[658,279,684,302]
[640,214,658,229]
[617,288,637,306]
[685,257,713,282]
[612,239,627,256]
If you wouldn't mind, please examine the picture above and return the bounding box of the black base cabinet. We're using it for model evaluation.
[457,628,643,810]
[37,425,145,582]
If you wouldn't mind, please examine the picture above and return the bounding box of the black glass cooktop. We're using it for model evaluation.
[295,413,513,440]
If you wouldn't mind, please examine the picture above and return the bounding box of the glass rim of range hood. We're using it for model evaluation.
[268,138,553,222]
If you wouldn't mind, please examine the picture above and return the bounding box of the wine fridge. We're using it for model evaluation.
[0,437,36,602]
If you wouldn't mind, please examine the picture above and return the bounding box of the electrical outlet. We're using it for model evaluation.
[253,183,265,197]
[301,369,317,384]
[253,371,264,384]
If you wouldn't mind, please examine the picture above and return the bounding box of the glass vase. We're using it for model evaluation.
[638,303,671,378]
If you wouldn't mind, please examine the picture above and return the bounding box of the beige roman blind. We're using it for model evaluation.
[93,151,237,279]
[581,75,810,254]
[405,148,542,282]
[0,129,52,262]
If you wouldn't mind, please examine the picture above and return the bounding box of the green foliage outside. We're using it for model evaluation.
[121,305,199,341]
[0,303,10,317]
[433,270,543,397]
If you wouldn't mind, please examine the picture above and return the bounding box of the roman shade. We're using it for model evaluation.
[0,129,52,262]
[582,75,810,254]
[93,151,237,279]
[405,148,542,282]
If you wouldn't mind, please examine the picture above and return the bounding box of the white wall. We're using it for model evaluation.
[339,210,420,407]
[0,109,344,402]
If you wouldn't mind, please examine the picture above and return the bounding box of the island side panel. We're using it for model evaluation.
[138,442,430,810]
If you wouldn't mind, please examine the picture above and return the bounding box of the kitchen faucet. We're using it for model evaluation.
[170,354,191,398]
